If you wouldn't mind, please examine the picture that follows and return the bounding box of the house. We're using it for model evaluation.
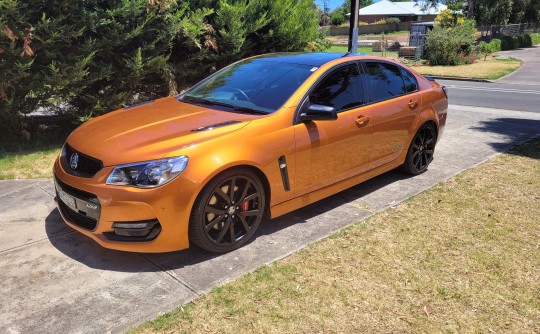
[350,0,447,23]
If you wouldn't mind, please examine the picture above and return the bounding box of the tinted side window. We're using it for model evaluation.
[365,62,405,103]
[400,68,418,93]
[309,64,364,112]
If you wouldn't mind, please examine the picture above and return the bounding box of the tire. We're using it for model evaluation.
[188,169,266,253]
[400,124,437,175]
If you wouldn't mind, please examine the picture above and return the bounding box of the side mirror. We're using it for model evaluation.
[299,104,337,122]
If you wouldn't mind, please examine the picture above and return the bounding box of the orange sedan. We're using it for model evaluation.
[53,53,448,253]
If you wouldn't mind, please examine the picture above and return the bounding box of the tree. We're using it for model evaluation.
[421,0,540,24]
[340,0,373,16]
[0,0,325,137]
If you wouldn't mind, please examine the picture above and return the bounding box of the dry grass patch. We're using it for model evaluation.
[131,138,540,334]
[410,56,522,80]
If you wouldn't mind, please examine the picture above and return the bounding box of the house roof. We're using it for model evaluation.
[352,0,446,16]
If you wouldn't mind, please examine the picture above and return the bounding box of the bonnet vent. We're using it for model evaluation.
[191,121,242,132]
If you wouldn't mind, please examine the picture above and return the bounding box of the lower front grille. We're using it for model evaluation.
[58,200,98,231]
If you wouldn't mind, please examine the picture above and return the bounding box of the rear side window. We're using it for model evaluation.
[309,64,365,112]
[400,68,418,93]
[365,62,405,103]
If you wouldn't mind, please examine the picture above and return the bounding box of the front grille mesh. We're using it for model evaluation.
[61,144,103,177]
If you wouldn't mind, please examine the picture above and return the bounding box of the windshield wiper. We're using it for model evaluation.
[181,96,268,115]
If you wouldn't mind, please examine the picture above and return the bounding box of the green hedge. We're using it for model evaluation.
[531,33,540,45]
[501,33,535,50]
[0,0,325,139]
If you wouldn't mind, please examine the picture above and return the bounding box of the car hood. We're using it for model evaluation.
[67,97,255,166]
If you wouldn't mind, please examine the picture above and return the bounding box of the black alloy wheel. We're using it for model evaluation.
[401,124,436,175]
[189,169,265,253]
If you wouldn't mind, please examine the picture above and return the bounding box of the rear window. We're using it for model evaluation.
[365,62,405,103]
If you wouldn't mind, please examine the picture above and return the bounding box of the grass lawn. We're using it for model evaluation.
[131,137,540,334]
[0,147,60,179]
[0,125,68,180]
[410,56,523,80]
[326,45,398,58]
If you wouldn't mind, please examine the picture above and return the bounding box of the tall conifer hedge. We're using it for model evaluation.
[0,0,323,137]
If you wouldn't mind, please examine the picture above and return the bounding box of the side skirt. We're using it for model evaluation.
[268,159,403,219]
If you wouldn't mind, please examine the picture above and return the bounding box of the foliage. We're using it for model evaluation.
[490,38,502,51]
[435,9,456,27]
[478,39,502,61]
[478,40,499,60]
[501,33,534,49]
[385,17,400,25]
[423,0,540,24]
[340,0,374,15]
[330,11,347,26]
[425,19,477,65]
[0,0,324,139]
[531,33,540,44]
[373,19,387,25]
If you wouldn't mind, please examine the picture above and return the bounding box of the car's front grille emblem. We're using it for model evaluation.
[70,153,79,170]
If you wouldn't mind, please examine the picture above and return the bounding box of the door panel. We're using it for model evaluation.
[293,108,373,197]
[368,92,420,169]
[293,63,373,197]
[362,61,419,169]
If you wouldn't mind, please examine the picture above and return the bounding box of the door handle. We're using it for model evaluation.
[408,99,419,109]
[355,116,369,127]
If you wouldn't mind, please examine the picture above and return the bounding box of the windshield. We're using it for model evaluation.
[180,58,316,114]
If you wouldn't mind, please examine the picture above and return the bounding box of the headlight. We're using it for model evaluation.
[106,156,188,188]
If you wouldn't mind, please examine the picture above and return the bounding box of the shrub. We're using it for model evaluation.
[523,34,533,47]
[374,19,386,25]
[435,9,455,28]
[330,12,346,26]
[490,38,502,52]
[425,19,477,65]
[501,34,534,50]
[531,33,540,45]
[385,17,400,24]
[0,0,324,139]
[501,36,516,50]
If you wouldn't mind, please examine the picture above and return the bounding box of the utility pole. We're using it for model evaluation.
[323,0,330,26]
[348,0,360,54]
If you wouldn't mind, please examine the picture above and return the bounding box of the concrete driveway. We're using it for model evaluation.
[1,104,540,333]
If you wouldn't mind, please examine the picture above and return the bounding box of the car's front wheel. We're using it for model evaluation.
[189,169,265,253]
[401,124,437,175]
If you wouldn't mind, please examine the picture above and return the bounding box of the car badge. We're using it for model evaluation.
[70,153,79,170]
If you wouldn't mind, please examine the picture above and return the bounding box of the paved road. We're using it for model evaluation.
[438,80,540,113]
[1,104,540,333]
[437,45,540,113]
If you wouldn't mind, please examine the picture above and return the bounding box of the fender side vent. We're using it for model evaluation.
[278,155,290,192]
[192,121,241,132]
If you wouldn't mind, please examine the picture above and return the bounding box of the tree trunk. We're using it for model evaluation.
[467,0,475,19]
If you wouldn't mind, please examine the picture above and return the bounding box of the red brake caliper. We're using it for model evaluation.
[240,201,249,211]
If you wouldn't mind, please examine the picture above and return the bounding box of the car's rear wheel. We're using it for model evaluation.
[401,124,437,175]
[189,169,265,253]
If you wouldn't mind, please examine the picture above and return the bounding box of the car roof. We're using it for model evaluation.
[252,52,347,67]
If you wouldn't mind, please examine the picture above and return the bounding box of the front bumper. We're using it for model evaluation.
[53,156,198,253]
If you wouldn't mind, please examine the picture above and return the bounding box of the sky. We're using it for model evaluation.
[314,0,344,11]
[314,0,384,12]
